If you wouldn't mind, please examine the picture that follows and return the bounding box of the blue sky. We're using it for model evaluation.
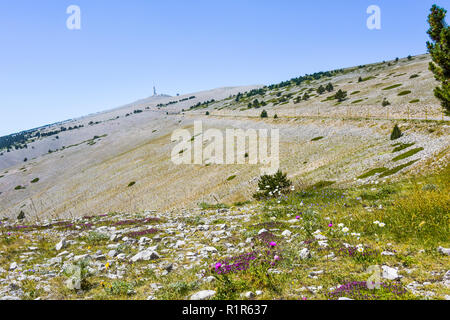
[0,0,448,136]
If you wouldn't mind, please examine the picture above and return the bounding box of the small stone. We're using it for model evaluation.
[190,290,216,300]
[382,265,401,280]
[299,248,311,259]
[55,239,67,251]
[108,250,117,258]
[281,230,292,237]
[130,249,160,262]
[437,247,450,256]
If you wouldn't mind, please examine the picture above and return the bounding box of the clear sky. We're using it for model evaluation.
[0,0,448,136]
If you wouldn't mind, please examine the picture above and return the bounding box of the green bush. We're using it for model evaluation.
[253,170,292,200]
[260,110,268,118]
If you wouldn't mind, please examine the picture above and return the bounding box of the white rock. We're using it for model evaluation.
[338,297,354,300]
[175,240,186,248]
[130,249,160,262]
[202,246,218,253]
[190,290,216,300]
[108,250,117,258]
[65,277,81,290]
[299,248,311,259]
[281,230,292,237]
[138,237,151,244]
[258,228,268,235]
[55,239,67,251]
[9,262,18,271]
[437,247,450,256]
[382,265,401,280]
[0,296,20,300]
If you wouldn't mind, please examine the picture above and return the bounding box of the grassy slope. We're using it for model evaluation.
[1,164,448,300]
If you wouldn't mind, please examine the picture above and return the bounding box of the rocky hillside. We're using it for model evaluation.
[0,165,448,300]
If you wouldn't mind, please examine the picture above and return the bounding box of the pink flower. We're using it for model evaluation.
[296,216,300,220]
[270,241,277,247]
[328,221,333,227]
[274,255,280,261]
[215,263,222,269]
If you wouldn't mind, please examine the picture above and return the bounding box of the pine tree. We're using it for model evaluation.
[260,110,268,118]
[317,85,325,95]
[390,124,402,140]
[427,5,450,113]
[335,89,347,102]
[326,83,334,92]
[17,211,25,220]
[302,93,310,101]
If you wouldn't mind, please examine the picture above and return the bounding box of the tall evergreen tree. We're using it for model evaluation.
[326,83,334,92]
[317,85,325,94]
[427,5,450,113]
[335,89,347,102]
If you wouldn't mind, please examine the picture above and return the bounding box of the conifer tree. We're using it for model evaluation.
[427,5,450,113]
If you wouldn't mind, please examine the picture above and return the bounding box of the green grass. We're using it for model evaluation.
[379,160,418,178]
[357,168,388,179]
[392,143,415,153]
[30,178,40,183]
[383,166,450,245]
[311,136,324,141]
[392,147,424,162]
[198,202,229,210]
[310,180,335,189]
[398,90,412,96]
[359,76,376,82]
[409,99,420,103]
[382,84,402,90]
[227,175,237,181]
[351,99,364,104]
[350,91,360,95]
[127,181,136,187]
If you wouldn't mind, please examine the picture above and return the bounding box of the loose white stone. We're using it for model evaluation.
[190,290,216,300]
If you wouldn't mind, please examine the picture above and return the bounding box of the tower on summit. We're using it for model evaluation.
[153,86,157,96]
